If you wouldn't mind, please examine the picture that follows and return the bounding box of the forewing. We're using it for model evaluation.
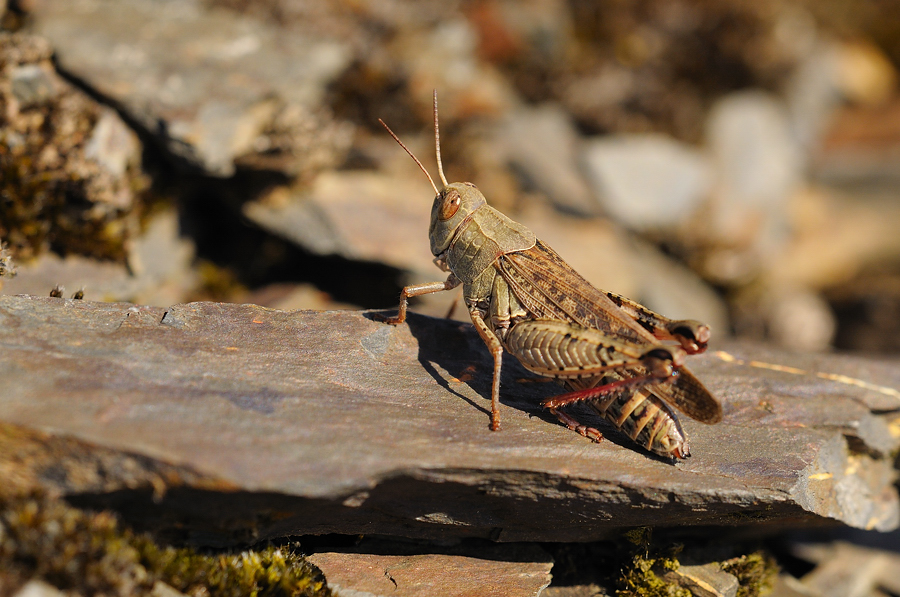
[497,240,658,346]
[650,367,722,424]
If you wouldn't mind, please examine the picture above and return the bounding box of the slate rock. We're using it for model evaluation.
[27,0,354,177]
[308,544,552,597]
[660,563,738,597]
[0,296,898,547]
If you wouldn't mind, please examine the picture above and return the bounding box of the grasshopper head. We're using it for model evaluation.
[429,182,486,255]
[379,92,487,255]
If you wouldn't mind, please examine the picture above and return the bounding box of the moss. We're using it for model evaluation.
[0,491,331,597]
[616,528,688,597]
[1,33,147,263]
[616,553,691,597]
[622,527,653,549]
[187,260,248,303]
[615,527,778,597]
[721,552,778,597]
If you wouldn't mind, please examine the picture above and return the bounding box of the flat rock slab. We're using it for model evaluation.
[308,545,552,597]
[0,295,898,545]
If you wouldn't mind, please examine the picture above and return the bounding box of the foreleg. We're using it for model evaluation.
[376,274,460,325]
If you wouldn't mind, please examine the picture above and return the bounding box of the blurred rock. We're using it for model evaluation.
[501,103,598,215]
[0,32,145,261]
[582,134,711,231]
[242,172,435,277]
[762,288,836,353]
[393,17,519,121]
[466,0,573,86]
[0,297,898,545]
[85,108,142,179]
[308,546,552,597]
[243,283,357,312]
[834,41,897,107]
[242,171,461,319]
[150,582,189,597]
[769,187,900,290]
[126,210,199,306]
[9,62,58,106]
[12,580,66,597]
[0,253,133,300]
[785,40,844,154]
[790,38,898,179]
[792,542,900,597]
[27,0,354,178]
[0,210,197,306]
[769,575,819,597]
[814,99,900,185]
[704,91,802,276]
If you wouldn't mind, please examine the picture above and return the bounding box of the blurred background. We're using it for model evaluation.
[3,0,900,355]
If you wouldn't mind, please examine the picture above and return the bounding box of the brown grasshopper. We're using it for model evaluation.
[377,92,722,459]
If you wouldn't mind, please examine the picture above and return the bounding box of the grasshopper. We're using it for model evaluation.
[377,92,722,459]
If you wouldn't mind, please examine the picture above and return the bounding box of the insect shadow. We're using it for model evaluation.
[393,311,653,456]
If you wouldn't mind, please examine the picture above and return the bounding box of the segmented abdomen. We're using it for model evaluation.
[504,320,689,458]
[580,377,688,458]
[503,320,642,379]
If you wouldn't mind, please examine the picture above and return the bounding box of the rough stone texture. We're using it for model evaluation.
[0,295,898,546]
[660,563,738,597]
[27,0,354,177]
[308,545,552,597]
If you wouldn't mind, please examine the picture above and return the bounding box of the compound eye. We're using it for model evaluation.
[438,189,461,220]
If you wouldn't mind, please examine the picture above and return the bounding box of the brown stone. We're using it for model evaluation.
[308,545,552,597]
[0,295,897,546]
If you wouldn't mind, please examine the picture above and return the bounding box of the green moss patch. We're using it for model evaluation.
[0,491,331,597]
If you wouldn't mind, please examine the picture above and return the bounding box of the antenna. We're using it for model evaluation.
[433,90,449,188]
[378,119,439,195]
